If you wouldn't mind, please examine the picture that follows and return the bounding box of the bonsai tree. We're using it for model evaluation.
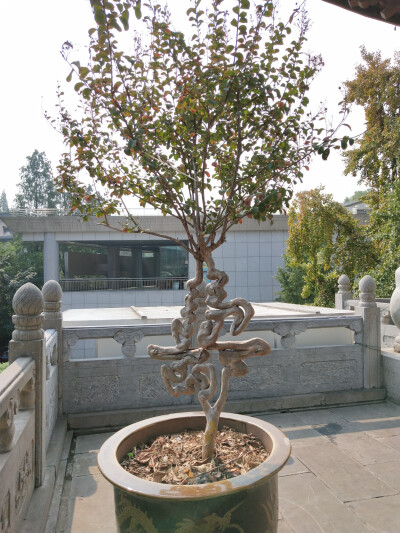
[54,0,350,460]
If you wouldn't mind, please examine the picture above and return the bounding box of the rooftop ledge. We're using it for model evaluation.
[62,301,355,327]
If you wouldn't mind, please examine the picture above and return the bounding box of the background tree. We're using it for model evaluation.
[14,149,60,210]
[343,189,369,204]
[0,191,9,212]
[0,236,43,348]
[277,188,377,307]
[343,47,400,295]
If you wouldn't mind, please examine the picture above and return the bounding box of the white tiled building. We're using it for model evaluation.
[1,214,288,310]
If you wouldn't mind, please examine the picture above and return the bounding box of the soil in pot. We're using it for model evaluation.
[120,426,270,485]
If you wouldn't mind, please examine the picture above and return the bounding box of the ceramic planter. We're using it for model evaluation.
[98,411,291,533]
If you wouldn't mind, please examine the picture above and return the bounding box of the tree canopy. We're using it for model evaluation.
[343,47,400,195]
[15,150,60,210]
[0,236,43,347]
[343,47,400,295]
[53,0,350,263]
[278,187,377,307]
[0,191,9,212]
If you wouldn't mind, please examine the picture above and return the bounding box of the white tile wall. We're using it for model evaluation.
[59,226,288,310]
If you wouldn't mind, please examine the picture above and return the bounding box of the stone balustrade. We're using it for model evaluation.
[0,281,62,533]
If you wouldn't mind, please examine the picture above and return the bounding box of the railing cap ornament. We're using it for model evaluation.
[42,280,62,303]
[359,275,376,307]
[338,274,351,293]
[13,283,44,316]
[12,283,44,341]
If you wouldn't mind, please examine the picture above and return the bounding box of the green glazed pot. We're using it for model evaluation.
[97,412,291,533]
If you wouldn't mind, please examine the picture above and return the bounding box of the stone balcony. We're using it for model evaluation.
[48,401,400,533]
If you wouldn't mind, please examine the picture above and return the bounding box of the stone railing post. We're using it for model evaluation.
[42,280,63,415]
[8,283,46,487]
[389,266,400,352]
[354,275,382,388]
[335,274,353,309]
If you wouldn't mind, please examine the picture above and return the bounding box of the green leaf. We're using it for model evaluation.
[74,82,85,92]
[241,0,250,9]
[230,18,238,27]
[134,1,141,19]
[66,70,73,82]
[93,5,106,26]
[120,10,129,30]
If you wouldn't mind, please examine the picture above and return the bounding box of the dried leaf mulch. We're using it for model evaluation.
[120,426,270,485]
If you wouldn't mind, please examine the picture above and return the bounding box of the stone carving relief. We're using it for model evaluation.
[114,330,144,357]
[273,323,307,349]
[0,491,10,533]
[348,320,363,344]
[229,365,284,391]
[73,376,120,406]
[20,377,35,410]
[15,442,33,515]
[139,373,171,400]
[62,332,79,361]
[300,360,357,386]
[0,399,17,453]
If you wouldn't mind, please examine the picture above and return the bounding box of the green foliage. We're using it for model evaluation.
[343,48,400,296]
[343,48,400,192]
[52,0,350,260]
[343,190,368,204]
[0,190,9,212]
[283,188,377,307]
[0,236,43,347]
[364,183,400,296]
[0,363,9,374]
[275,255,313,304]
[15,150,60,210]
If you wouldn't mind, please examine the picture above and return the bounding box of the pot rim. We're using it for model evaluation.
[97,411,291,501]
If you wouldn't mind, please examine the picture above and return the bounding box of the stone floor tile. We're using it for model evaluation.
[295,408,357,436]
[279,473,370,533]
[293,442,397,502]
[72,452,100,478]
[365,461,400,491]
[74,432,115,454]
[258,412,325,447]
[378,435,400,451]
[330,433,400,465]
[332,403,400,423]
[258,412,309,428]
[279,455,309,477]
[346,494,400,533]
[68,473,117,533]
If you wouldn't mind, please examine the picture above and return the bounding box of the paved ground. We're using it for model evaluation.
[49,402,400,533]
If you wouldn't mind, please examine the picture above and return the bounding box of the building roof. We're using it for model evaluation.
[322,0,400,26]
[0,214,289,239]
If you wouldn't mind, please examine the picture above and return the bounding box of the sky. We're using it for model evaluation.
[0,0,399,207]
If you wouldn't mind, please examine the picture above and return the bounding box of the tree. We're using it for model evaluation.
[275,255,313,304]
[14,150,60,210]
[0,191,9,212]
[281,188,377,307]
[343,48,400,295]
[55,0,350,460]
[343,190,369,204]
[343,47,400,195]
[0,236,43,348]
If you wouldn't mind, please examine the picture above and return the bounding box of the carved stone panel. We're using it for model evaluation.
[229,365,284,391]
[73,376,121,407]
[15,441,34,516]
[0,491,10,533]
[300,360,357,387]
